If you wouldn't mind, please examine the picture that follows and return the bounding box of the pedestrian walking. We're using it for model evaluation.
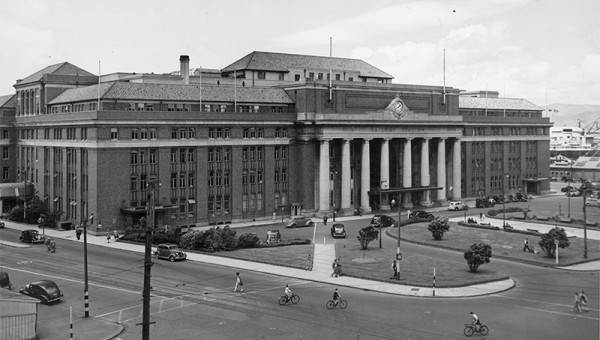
[331,259,338,277]
[523,238,532,252]
[106,231,111,243]
[234,272,244,292]
[306,253,312,271]
[50,239,56,253]
[571,292,582,312]
[391,260,398,279]
[580,291,588,306]
[323,215,328,226]
[113,230,119,240]
[479,212,483,220]
[75,226,83,240]
[45,238,52,252]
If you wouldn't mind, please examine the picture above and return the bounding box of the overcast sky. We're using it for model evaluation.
[1,0,598,106]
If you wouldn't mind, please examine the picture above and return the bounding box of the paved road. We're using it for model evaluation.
[2,218,597,340]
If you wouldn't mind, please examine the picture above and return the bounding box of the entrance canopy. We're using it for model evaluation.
[0,182,34,199]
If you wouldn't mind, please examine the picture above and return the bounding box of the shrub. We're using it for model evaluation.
[487,209,498,217]
[357,225,379,250]
[427,216,450,240]
[237,233,261,248]
[538,227,570,258]
[464,242,492,273]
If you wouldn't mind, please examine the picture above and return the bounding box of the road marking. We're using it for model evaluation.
[2,266,157,295]
[489,295,599,320]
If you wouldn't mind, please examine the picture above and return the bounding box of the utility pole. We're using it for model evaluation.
[379,180,387,249]
[83,213,92,318]
[141,180,157,339]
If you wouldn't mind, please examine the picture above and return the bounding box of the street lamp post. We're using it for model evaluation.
[502,174,509,229]
[379,180,387,249]
[391,196,401,280]
[568,161,573,218]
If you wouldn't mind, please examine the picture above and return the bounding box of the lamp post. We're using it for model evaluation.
[502,174,509,228]
[568,160,573,218]
[379,180,387,249]
[391,196,401,279]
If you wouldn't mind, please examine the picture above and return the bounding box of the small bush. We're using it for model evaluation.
[487,209,498,217]
[237,233,261,248]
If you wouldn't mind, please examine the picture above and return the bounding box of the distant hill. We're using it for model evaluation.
[548,104,600,130]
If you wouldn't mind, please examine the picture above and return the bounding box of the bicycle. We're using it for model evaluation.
[463,323,489,336]
[326,299,348,309]
[278,293,300,305]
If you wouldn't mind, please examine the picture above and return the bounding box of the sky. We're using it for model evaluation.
[0,0,598,106]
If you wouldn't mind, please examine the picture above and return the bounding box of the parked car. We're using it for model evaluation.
[19,280,64,304]
[370,214,398,227]
[409,210,434,220]
[586,197,600,207]
[286,216,314,228]
[475,198,494,208]
[154,244,187,262]
[19,229,46,244]
[515,192,528,202]
[330,223,346,238]
[448,201,467,211]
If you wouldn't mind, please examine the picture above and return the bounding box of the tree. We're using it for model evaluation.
[464,242,492,273]
[427,216,450,240]
[357,225,379,250]
[538,227,570,258]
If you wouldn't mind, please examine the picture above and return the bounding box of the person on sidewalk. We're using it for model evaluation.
[323,215,328,226]
[45,237,52,251]
[234,272,244,292]
[113,230,119,241]
[106,231,111,243]
[49,238,56,253]
[392,260,398,279]
[335,262,342,277]
[75,226,83,240]
[331,259,338,277]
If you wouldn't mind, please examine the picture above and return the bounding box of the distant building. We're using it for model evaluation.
[1,52,551,231]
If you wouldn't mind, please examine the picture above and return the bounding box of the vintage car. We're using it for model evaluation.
[370,214,398,228]
[19,229,46,244]
[154,244,187,262]
[448,201,467,211]
[266,229,282,243]
[286,216,314,228]
[19,280,64,304]
[408,210,434,220]
[330,223,346,238]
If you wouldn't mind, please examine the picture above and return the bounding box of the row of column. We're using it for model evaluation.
[318,137,461,212]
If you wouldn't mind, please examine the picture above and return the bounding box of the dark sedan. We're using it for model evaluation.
[370,214,398,228]
[19,229,46,244]
[409,210,434,220]
[19,280,64,304]
[330,223,346,238]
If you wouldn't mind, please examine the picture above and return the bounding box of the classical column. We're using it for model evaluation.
[360,139,371,213]
[452,138,461,200]
[402,138,413,208]
[437,138,447,202]
[341,139,351,210]
[319,139,331,212]
[380,138,390,210]
[420,138,432,206]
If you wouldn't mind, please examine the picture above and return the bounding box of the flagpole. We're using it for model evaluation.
[234,69,237,112]
[199,66,202,112]
[329,37,333,101]
[97,60,101,110]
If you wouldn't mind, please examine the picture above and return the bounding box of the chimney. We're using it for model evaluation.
[180,55,190,85]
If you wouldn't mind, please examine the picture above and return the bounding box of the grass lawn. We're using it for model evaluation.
[389,222,600,266]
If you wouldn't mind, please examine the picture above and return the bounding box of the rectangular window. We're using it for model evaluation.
[318,73,323,80]
[110,128,118,140]
[189,128,195,139]
[258,71,266,79]
[278,73,284,81]
[132,129,139,140]
[172,128,178,139]
[309,72,314,79]
[335,74,341,80]
[295,74,300,81]
[150,128,157,139]
[140,129,148,140]
[81,128,87,140]
[2,147,8,159]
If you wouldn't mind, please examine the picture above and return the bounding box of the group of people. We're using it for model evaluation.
[105,230,120,243]
[331,259,342,277]
[45,238,56,253]
[572,291,589,312]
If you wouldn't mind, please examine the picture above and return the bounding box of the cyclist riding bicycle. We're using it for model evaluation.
[284,284,293,300]
[333,288,341,307]
[470,312,481,331]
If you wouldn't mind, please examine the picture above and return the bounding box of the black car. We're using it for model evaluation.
[408,210,434,220]
[19,280,64,304]
[370,214,398,228]
[475,198,494,208]
[19,229,46,244]
[330,223,346,238]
